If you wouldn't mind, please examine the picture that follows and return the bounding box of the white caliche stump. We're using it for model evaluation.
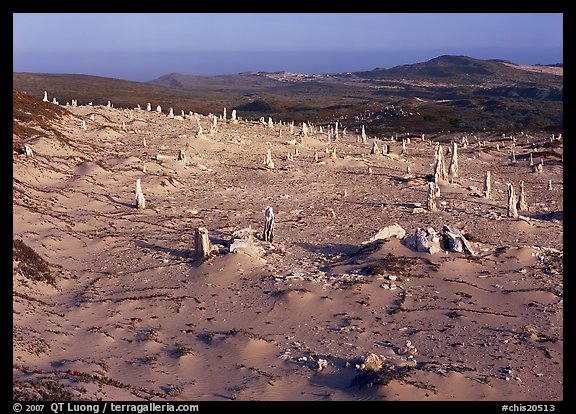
[24,145,33,157]
[330,148,337,159]
[361,125,367,143]
[194,227,211,260]
[156,105,162,113]
[517,180,528,212]
[209,115,218,134]
[382,144,389,155]
[135,178,146,210]
[510,149,516,163]
[177,149,186,161]
[262,206,275,242]
[168,108,174,119]
[302,122,309,137]
[370,141,380,155]
[433,144,448,183]
[534,161,543,174]
[147,103,151,111]
[43,91,48,102]
[334,121,339,141]
[427,181,440,211]
[507,183,518,219]
[448,141,459,182]
[483,170,491,199]
[265,148,275,169]
[231,109,238,123]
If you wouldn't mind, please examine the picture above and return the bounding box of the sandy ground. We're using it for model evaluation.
[501,62,563,76]
[13,102,563,401]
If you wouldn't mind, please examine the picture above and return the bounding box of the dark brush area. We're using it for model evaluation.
[13,239,56,286]
[12,90,72,150]
[13,55,563,135]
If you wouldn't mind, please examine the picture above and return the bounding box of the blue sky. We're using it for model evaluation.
[13,13,563,81]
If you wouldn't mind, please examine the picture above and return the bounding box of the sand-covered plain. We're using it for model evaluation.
[13,97,562,401]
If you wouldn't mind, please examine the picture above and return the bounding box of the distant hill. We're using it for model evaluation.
[148,72,284,91]
[354,55,563,87]
[148,55,562,90]
[362,55,498,79]
[12,72,242,116]
[13,55,563,133]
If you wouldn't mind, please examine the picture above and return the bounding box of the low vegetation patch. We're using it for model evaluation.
[13,378,80,401]
[13,239,56,286]
[13,90,71,152]
[351,365,414,388]
[362,254,418,277]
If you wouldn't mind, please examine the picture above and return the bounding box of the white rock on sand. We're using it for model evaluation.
[366,223,406,243]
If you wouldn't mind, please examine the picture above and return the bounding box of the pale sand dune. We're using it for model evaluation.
[73,161,110,177]
[13,101,562,401]
[501,62,563,76]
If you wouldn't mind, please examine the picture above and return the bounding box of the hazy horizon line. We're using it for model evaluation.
[13,48,563,82]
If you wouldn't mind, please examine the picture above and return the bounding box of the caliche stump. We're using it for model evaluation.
[262,206,275,242]
[194,227,211,260]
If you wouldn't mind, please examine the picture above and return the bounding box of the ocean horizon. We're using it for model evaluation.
[13,48,563,83]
